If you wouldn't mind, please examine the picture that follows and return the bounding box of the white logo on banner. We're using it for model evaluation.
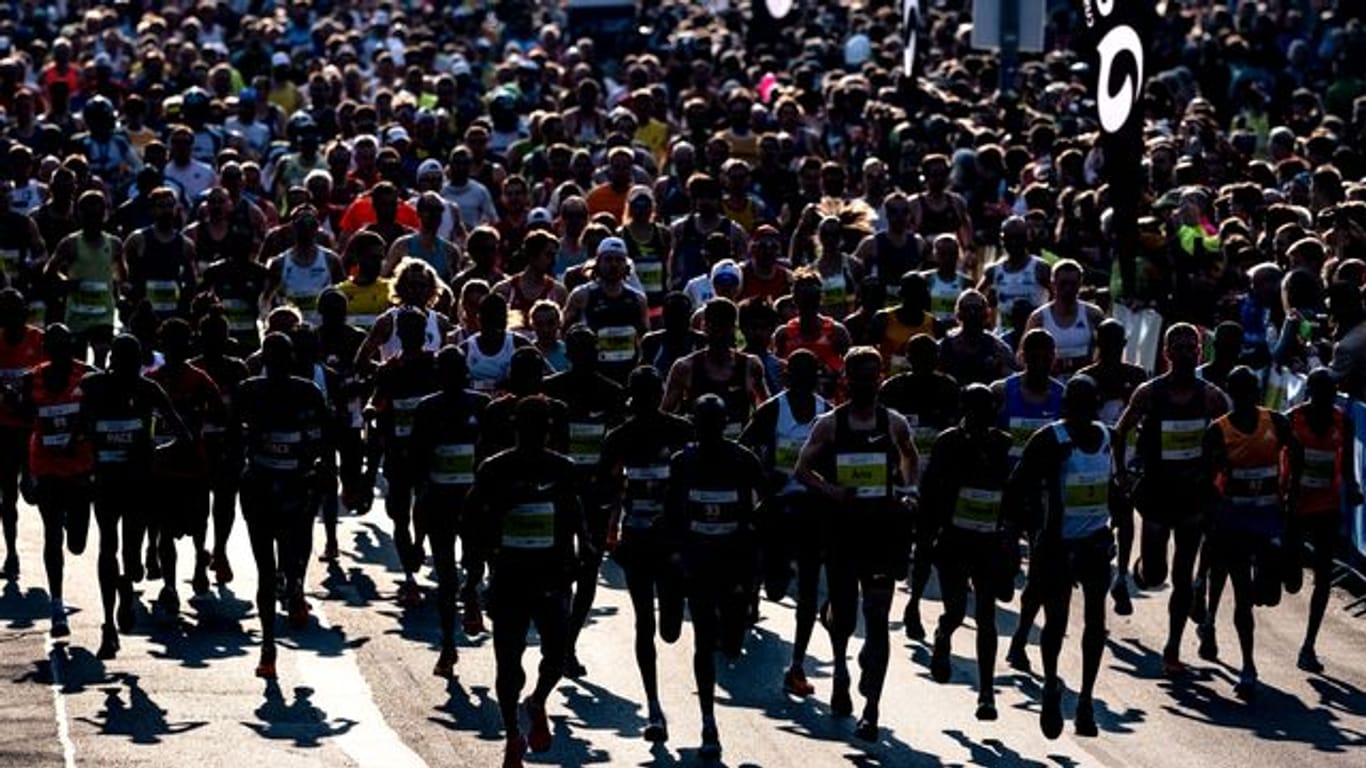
[766,0,793,19]
[1085,0,1144,134]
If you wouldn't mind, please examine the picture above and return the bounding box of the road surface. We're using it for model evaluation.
[2,499,1364,767]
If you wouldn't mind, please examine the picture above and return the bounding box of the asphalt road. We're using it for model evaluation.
[2,498,1364,768]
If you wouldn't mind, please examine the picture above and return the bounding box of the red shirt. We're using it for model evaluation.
[0,326,45,428]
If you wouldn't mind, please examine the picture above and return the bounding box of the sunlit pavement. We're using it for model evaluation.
[3,499,1364,767]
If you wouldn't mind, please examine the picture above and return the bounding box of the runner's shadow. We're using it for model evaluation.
[559,677,645,740]
[276,617,369,659]
[319,562,380,607]
[1309,674,1366,718]
[16,643,112,694]
[378,604,441,650]
[1159,675,1366,752]
[998,671,1144,735]
[75,673,209,745]
[429,679,503,740]
[0,581,50,629]
[242,679,357,747]
[349,522,405,574]
[943,729,1051,767]
[145,587,254,668]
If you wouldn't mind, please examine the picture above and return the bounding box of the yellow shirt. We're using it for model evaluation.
[635,119,671,166]
[336,278,394,329]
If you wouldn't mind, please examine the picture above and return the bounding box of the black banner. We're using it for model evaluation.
[1084,0,1149,299]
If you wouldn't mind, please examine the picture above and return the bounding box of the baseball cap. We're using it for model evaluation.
[417,159,444,178]
[271,51,290,68]
[449,55,472,77]
[711,260,742,287]
[385,125,411,144]
[528,207,553,225]
[597,237,628,257]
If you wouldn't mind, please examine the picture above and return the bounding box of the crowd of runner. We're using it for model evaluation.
[0,0,1362,765]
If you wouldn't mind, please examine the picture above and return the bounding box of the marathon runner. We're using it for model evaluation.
[998,329,1065,672]
[662,298,769,439]
[544,327,626,678]
[368,309,440,607]
[796,347,919,741]
[1009,374,1115,738]
[1114,323,1229,676]
[1024,260,1104,378]
[81,334,187,658]
[666,393,765,759]
[773,269,852,401]
[1285,369,1361,673]
[600,365,693,742]
[190,312,250,585]
[46,190,123,368]
[1077,319,1148,616]
[233,332,331,679]
[0,289,43,581]
[409,346,490,678]
[562,237,650,384]
[878,333,961,640]
[466,395,588,768]
[869,271,938,375]
[121,188,198,321]
[18,324,90,637]
[922,383,1013,720]
[1203,366,1300,699]
[739,350,829,697]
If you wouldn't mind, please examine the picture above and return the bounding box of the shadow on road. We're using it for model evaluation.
[242,678,357,747]
[319,561,380,607]
[428,678,503,740]
[76,673,208,744]
[145,586,254,669]
[16,642,112,694]
[559,676,646,740]
[0,581,49,630]
[349,522,405,575]
[1159,673,1366,752]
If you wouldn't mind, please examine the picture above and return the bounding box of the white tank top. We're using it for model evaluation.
[378,306,443,362]
[466,331,516,393]
[1053,421,1111,541]
[774,391,829,495]
[281,247,334,325]
[928,272,965,322]
[1041,304,1093,366]
[992,256,1047,329]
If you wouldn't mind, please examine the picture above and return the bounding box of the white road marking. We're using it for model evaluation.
[295,596,428,768]
[46,636,78,768]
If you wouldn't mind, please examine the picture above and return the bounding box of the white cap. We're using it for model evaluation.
[710,259,742,286]
[450,55,472,77]
[385,125,410,144]
[417,159,444,178]
[597,237,628,257]
[528,207,553,224]
[843,33,871,67]
[271,51,290,67]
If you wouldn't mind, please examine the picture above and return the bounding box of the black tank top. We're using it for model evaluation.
[872,232,920,284]
[918,195,961,236]
[1138,377,1212,491]
[689,351,751,431]
[825,405,897,509]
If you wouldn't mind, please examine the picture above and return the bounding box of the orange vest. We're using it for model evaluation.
[1215,409,1283,514]
[28,362,93,478]
[0,326,44,428]
[1287,405,1346,517]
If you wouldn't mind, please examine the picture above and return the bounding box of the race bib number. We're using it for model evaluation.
[636,260,664,294]
[836,452,888,498]
[1301,448,1336,490]
[1160,419,1205,461]
[568,422,606,465]
[597,326,638,363]
[430,443,475,485]
[502,502,556,549]
[953,487,1002,532]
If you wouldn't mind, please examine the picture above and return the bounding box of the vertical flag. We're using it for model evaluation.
[1085,0,1149,299]
[903,0,922,76]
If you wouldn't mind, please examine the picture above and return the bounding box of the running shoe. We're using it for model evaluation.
[1005,644,1032,673]
[212,552,233,585]
[1075,697,1098,737]
[783,667,815,697]
[1234,668,1259,700]
[975,698,998,721]
[930,631,952,683]
[50,602,69,639]
[1161,647,1187,678]
[1197,623,1219,662]
[854,716,879,742]
[1110,577,1133,616]
[158,586,180,620]
[699,721,721,761]
[1297,648,1324,674]
[1040,679,1063,740]
[318,540,339,563]
[902,602,926,641]
[432,648,458,678]
[563,653,587,679]
[830,675,853,718]
[462,601,485,637]
[525,698,552,753]
[96,624,120,660]
[643,704,668,743]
